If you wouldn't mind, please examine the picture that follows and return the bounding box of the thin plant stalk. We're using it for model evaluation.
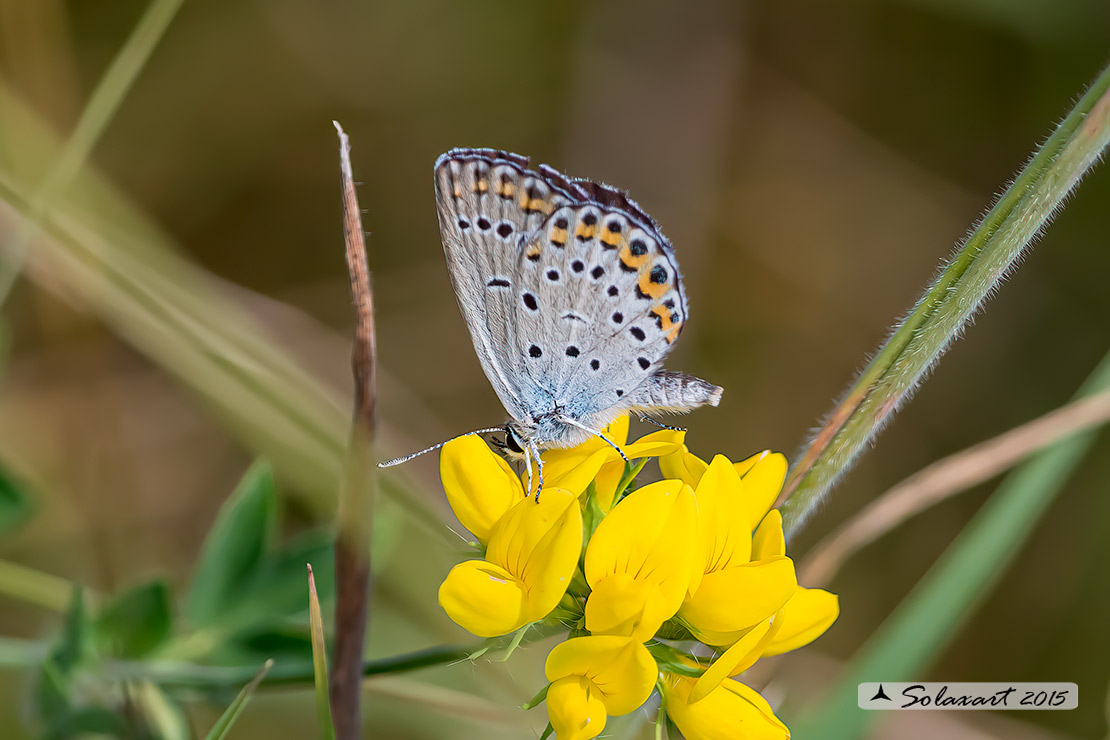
[778,62,1110,534]
[330,121,377,740]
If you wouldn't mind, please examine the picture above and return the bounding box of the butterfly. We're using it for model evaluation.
[380,149,722,495]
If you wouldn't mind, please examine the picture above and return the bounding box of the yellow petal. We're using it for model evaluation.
[486,488,583,622]
[591,460,627,513]
[662,674,790,740]
[658,445,708,487]
[752,510,785,559]
[622,429,686,459]
[732,450,765,478]
[584,574,674,642]
[739,453,787,528]
[690,610,783,703]
[526,447,612,498]
[545,636,657,715]
[681,557,796,637]
[762,587,839,657]
[440,435,524,543]
[604,414,631,447]
[438,560,525,637]
[695,456,752,573]
[584,481,697,635]
[547,676,607,740]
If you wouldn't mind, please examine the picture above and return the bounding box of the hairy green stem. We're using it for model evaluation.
[779,62,1110,533]
[790,349,1110,739]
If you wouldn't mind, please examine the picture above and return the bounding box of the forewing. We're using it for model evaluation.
[433,149,573,419]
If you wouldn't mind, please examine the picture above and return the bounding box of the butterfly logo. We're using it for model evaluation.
[380,149,721,495]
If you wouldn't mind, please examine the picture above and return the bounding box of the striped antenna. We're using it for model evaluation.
[377,427,506,468]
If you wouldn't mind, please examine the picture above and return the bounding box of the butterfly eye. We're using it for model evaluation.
[504,427,524,454]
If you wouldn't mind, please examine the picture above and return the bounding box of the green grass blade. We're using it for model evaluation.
[201,659,273,740]
[308,564,336,740]
[0,558,75,613]
[789,350,1110,740]
[780,62,1110,533]
[0,0,186,304]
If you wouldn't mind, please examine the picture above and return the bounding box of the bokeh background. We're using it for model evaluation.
[1,1,1109,738]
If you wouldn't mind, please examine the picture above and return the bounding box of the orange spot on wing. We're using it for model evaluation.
[619,244,651,269]
[527,198,551,214]
[601,232,623,248]
[638,270,670,300]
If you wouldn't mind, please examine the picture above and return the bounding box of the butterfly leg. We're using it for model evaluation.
[558,416,629,464]
[528,439,545,502]
[522,442,535,500]
[636,413,686,432]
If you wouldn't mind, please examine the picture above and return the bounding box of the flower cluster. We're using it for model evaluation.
[437,416,838,739]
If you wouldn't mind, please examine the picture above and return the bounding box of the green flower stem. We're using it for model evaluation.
[118,644,481,690]
[0,558,84,612]
[0,0,185,305]
[645,642,703,678]
[521,683,549,711]
[779,62,1110,534]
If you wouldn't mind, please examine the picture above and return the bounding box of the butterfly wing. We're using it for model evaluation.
[513,198,699,435]
[435,148,721,441]
[433,149,573,421]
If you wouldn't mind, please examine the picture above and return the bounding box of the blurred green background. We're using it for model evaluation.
[1,1,1109,738]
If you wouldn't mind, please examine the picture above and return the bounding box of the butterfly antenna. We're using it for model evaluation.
[377,427,505,468]
[558,416,629,463]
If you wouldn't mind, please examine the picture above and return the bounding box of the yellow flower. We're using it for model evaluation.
[679,456,797,646]
[660,446,785,527]
[545,636,657,740]
[762,586,840,657]
[529,415,685,507]
[690,610,784,702]
[438,488,582,637]
[583,480,698,641]
[662,674,790,740]
[440,435,526,543]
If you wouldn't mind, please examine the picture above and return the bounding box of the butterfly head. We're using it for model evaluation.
[503,424,527,455]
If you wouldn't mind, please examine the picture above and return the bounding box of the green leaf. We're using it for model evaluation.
[96,579,172,657]
[34,586,94,720]
[43,706,130,740]
[186,460,278,627]
[198,529,335,651]
[238,529,335,620]
[0,458,35,538]
[202,659,273,740]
